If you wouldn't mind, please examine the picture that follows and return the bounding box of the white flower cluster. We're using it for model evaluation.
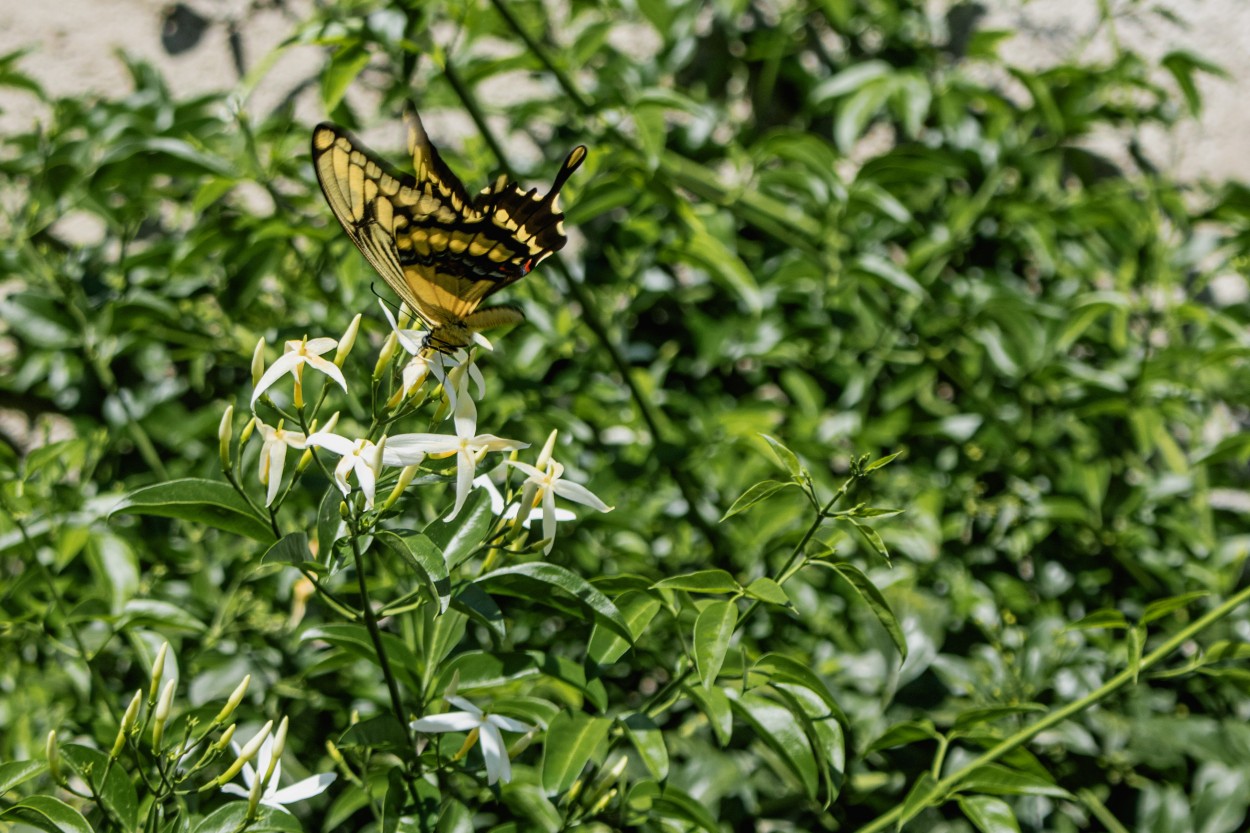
[239,303,611,552]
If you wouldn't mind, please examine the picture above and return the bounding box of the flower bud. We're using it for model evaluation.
[536,429,558,471]
[240,416,257,447]
[264,717,289,788]
[218,407,234,472]
[111,690,143,758]
[46,730,63,784]
[148,642,169,704]
[334,314,362,367]
[374,332,398,380]
[582,753,628,811]
[208,720,272,789]
[251,338,266,387]
[214,723,237,752]
[213,674,250,726]
[152,679,176,751]
[382,464,421,511]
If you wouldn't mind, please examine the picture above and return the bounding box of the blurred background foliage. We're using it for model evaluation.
[4,0,1250,830]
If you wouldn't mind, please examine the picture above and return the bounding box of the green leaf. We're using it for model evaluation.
[1141,591,1209,625]
[731,691,819,799]
[451,650,541,692]
[318,485,345,558]
[815,562,908,660]
[1069,608,1129,630]
[622,713,669,780]
[759,433,804,480]
[337,715,411,754]
[957,764,1072,798]
[0,796,92,833]
[541,712,612,795]
[721,480,797,521]
[866,719,941,753]
[261,531,315,567]
[958,795,1022,833]
[116,599,206,633]
[451,582,506,640]
[752,654,840,715]
[951,704,1047,735]
[811,59,893,104]
[478,563,632,641]
[424,489,493,569]
[192,803,301,833]
[1127,623,1144,683]
[846,517,892,564]
[898,772,943,827]
[865,450,905,470]
[693,599,738,689]
[0,761,44,794]
[587,590,661,666]
[378,530,451,612]
[685,683,733,747]
[435,800,474,833]
[60,745,137,832]
[651,569,741,594]
[744,577,790,606]
[321,43,372,112]
[110,478,273,541]
[652,785,721,833]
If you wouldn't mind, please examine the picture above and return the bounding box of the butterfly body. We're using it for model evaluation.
[312,106,586,352]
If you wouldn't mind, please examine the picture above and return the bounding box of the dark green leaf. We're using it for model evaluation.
[110,478,273,542]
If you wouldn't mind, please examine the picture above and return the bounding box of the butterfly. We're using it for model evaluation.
[312,104,587,353]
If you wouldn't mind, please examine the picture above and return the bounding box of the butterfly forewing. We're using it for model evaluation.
[312,108,586,350]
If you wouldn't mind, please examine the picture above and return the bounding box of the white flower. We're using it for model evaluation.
[379,301,428,356]
[256,421,307,506]
[410,696,532,786]
[221,734,336,811]
[305,432,385,509]
[505,457,612,554]
[251,337,349,409]
[385,426,527,520]
[473,475,576,529]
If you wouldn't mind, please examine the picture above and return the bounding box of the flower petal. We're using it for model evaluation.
[410,711,483,733]
[251,353,301,407]
[305,431,357,456]
[552,480,613,512]
[304,355,349,394]
[487,714,533,734]
[266,773,337,804]
[445,696,484,716]
[477,723,510,785]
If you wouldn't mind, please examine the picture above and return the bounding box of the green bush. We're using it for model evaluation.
[3,1,1250,831]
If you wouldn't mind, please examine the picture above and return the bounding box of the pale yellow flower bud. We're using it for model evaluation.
[213,674,250,725]
[46,730,62,784]
[374,332,398,379]
[214,723,237,752]
[219,407,234,472]
[148,642,169,704]
[152,679,176,751]
[208,720,272,789]
[251,338,266,387]
[240,416,257,447]
[536,430,558,470]
[334,314,362,367]
[382,464,421,511]
[111,690,143,758]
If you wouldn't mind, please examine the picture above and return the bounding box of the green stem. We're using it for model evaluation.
[856,582,1250,833]
[349,528,413,748]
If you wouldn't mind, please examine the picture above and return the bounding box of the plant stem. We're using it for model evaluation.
[856,582,1250,833]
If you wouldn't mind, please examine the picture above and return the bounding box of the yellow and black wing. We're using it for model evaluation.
[311,105,586,334]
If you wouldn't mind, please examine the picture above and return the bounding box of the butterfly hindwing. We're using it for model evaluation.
[312,107,586,350]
